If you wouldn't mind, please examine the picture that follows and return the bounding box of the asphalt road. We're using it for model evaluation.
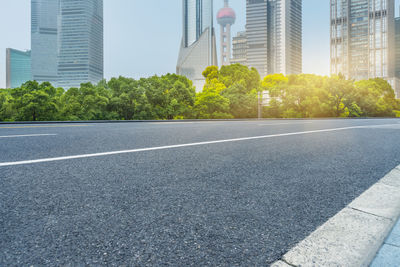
[1,119,400,266]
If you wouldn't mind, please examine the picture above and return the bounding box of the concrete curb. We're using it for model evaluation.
[271,166,400,267]
[0,119,251,125]
[0,117,397,125]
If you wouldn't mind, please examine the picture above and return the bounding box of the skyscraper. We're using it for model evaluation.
[395,17,400,79]
[217,0,236,66]
[394,16,400,97]
[177,0,218,91]
[31,0,59,85]
[246,0,302,78]
[57,0,104,89]
[330,0,395,81]
[30,0,103,89]
[6,49,32,89]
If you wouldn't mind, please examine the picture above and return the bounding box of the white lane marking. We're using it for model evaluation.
[150,122,196,125]
[0,124,397,167]
[258,122,314,126]
[0,134,57,139]
[0,125,88,129]
[150,121,223,125]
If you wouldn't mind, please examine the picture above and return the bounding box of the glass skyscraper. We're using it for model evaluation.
[246,0,302,78]
[183,0,213,47]
[177,0,217,91]
[57,0,104,89]
[30,0,103,89]
[330,0,395,80]
[6,49,32,89]
[31,0,59,85]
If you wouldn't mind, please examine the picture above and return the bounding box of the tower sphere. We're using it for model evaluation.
[217,7,236,26]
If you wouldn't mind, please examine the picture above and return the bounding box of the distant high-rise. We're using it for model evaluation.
[330,0,395,81]
[57,0,104,89]
[395,17,400,79]
[30,0,103,89]
[394,16,400,97]
[217,0,236,66]
[31,0,59,85]
[231,31,247,66]
[6,49,32,89]
[177,0,217,91]
[246,0,302,78]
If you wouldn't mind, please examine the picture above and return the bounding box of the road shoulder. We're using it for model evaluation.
[271,166,400,267]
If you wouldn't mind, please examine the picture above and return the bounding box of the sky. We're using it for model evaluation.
[1,0,394,88]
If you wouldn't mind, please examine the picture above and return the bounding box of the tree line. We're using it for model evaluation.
[0,64,399,121]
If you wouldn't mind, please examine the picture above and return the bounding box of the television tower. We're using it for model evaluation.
[217,0,236,66]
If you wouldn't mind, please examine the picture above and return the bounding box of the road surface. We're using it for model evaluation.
[1,119,400,266]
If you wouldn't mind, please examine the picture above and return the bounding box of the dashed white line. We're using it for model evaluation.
[0,124,396,167]
[0,134,57,139]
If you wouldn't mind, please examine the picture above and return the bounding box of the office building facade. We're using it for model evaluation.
[57,0,104,89]
[231,31,247,65]
[246,0,302,78]
[6,49,32,89]
[30,0,103,89]
[330,0,395,81]
[31,0,59,85]
[395,17,400,79]
[177,0,218,91]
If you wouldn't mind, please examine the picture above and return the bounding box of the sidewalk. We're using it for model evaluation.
[371,219,400,266]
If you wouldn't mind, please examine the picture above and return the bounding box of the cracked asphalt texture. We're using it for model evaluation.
[1,119,400,266]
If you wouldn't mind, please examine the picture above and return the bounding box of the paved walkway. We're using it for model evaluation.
[371,219,400,266]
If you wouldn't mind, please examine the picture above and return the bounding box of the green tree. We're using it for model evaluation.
[11,81,63,121]
[222,83,257,118]
[262,73,289,118]
[61,82,112,120]
[262,73,288,96]
[201,64,261,118]
[324,74,354,117]
[193,90,232,119]
[142,74,196,120]
[219,64,260,92]
[0,90,14,121]
[2,71,399,122]
[351,79,396,117]
[107,76,152,120]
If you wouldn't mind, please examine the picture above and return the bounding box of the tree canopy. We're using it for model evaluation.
[262,74,400,118]
[0,65,399,122]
